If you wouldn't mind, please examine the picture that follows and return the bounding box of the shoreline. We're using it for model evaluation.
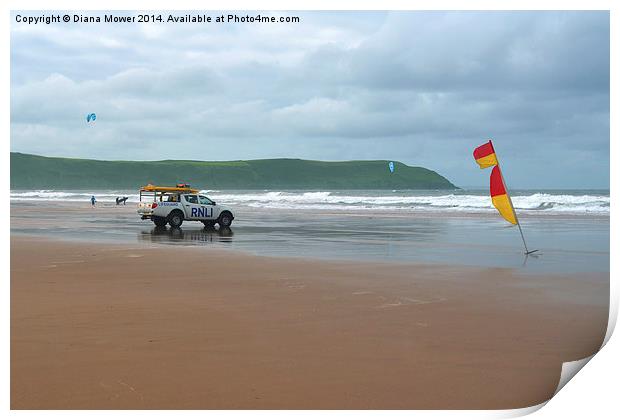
[10,200,610,275]
[10,199,611,220]
[11,235,609,409]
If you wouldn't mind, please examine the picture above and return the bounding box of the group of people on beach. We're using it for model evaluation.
[89,195,129,206]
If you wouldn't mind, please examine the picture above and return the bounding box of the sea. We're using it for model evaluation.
[10,189,610,274]
[9,188,611,215]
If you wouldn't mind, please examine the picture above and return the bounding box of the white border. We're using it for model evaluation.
[3,1,616,419]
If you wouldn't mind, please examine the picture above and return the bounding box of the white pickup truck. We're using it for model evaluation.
[137,184,234,228]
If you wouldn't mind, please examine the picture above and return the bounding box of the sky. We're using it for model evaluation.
[10,10,610,189]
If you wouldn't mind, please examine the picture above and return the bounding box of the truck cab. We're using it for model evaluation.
[138,185,234,228]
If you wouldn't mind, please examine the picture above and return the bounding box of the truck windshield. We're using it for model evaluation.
[199,196,214,205]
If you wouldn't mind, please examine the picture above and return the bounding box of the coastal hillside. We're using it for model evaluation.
[10,152,457,190]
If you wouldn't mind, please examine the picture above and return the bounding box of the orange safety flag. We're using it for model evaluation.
[490,166,517,225]
[473,140,498,169]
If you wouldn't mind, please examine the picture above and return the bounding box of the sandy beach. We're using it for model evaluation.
[11,235,608,409]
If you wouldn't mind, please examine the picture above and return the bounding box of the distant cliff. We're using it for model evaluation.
[10,152,457,190]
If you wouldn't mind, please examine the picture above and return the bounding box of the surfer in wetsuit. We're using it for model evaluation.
[91,195,96,207]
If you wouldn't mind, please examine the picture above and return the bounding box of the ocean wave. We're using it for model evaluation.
[10,190,141,203]
[10,189,610,215]
[209,191,609,214]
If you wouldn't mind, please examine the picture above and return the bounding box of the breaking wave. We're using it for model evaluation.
[10,189,609,215]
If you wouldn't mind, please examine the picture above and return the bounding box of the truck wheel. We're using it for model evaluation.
[168,210,184,228]
[218,211,233,228]
[152,216,167,227]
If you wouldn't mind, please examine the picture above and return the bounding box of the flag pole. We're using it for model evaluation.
[489,140,537,255]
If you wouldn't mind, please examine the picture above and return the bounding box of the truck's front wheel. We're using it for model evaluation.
[152,216,167,227]
[168,211,184,228]
[218,211,233,228]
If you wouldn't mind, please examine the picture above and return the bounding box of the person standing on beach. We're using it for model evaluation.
[91,195,96,207]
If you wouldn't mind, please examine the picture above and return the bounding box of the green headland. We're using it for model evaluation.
[10,152,457,190]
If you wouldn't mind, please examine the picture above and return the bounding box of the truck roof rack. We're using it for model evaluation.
[140,184,200,194]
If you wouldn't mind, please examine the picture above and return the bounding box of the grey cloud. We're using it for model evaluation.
[10,10,609,188]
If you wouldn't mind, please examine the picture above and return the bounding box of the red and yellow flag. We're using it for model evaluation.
[490,166,517,225]
[472,140,533,253]
[473,140,498,169]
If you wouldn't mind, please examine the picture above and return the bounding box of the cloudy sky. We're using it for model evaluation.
[11,11,609,188]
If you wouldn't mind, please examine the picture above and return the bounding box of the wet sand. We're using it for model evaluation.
[10,201,611,273]
[11,236,608,409]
